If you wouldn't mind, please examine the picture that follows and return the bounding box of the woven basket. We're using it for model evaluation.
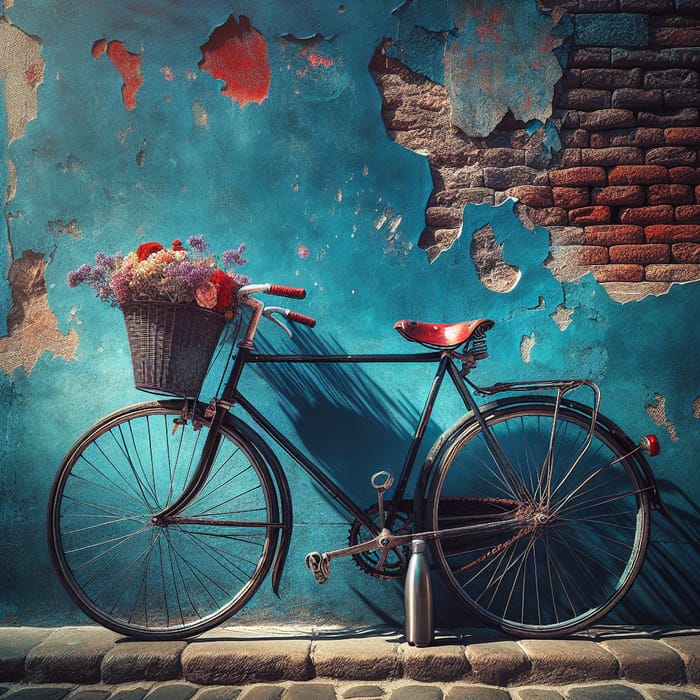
[122,301,227,398]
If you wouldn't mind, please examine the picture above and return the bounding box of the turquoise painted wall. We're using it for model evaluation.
[1,0,698,629]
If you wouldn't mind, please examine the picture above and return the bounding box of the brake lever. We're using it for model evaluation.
[263,306,293,338]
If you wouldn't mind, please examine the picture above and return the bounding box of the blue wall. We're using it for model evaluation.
[1,0,698,629]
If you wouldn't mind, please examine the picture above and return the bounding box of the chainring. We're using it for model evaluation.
[348,500,414,579]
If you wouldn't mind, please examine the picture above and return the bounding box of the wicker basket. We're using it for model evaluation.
[122,301,227,397]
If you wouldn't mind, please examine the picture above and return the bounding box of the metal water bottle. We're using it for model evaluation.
[404,538,433,647]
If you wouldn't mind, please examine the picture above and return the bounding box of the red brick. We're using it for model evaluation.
[560,149,582,167]
[528,207,568,226]
[592,186,645,206]
[648,184,694,205]
[670,167,700,185]
[645,264,700,282]
[672,242,700,263]
[675,205,700,223]
[620,205,674,225]
[609,244,670,264]
[651,27,700,47]
[504,185,554,207]
[569,206,611,225]
[579,109,636,131]
[553,187,590,208]
[664,127,700,145]
[646,146,697,167]
[612,88,664,110]
[568,47,611,69]
[646,224,700,242]
[590,127,664,148]
[560,129,590,148]
[585,224,644,245]
[589,264,644,282]
[608,165,670,185]
[581,147,643,166]
[578,246,609,265]
[549,167,608,186]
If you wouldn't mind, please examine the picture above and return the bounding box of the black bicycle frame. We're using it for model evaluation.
[218,344,471,534]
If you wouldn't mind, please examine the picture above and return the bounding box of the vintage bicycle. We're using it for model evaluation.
[47,282,663,640]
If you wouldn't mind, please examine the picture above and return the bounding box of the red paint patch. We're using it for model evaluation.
[308,53,333,68]
[297,245,311,259]
[105,40,144,111]
[91,38,107,59]
[198,14,270,106]
[25,64,42,89]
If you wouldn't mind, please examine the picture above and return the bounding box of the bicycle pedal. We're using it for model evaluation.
[305,551,330,584]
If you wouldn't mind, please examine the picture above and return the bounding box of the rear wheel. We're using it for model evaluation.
[48,400,279,639]
[425,399,651,637]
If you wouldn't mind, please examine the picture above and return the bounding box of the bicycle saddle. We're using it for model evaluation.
[394,319,495,350]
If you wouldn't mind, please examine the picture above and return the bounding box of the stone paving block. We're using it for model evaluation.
[517,640,619,685]
[101,641,187,684]
[238,686,284,700]
[192,686,242,699]
[283,683,337,700]
[181,640,313,685]
[313,638,399,680]
[400,642,469,682]
[466,641,530,686]
[24,627,119,685]
[445,685,510,699]
[516,689,565,700]
[662,634,700,684]
[601,638,685,684]
[566,683,645,699]
[64,689,111,699]
[341,685,385,698]
[106,683,153,700]
[388,686,443,700]
[645,689,700,699]
[0,685,74,699]
[0,627,52,681]
[143,681,199,699]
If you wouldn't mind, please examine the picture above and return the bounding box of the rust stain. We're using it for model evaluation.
[0,251,79,375]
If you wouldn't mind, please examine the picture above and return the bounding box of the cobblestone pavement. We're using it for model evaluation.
[0,626,698,700]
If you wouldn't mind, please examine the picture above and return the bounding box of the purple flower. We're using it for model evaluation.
[222,244,246,267]
[187,235,209,253]
[67,264,92,288]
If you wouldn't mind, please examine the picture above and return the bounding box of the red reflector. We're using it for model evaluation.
[641,435,660,457]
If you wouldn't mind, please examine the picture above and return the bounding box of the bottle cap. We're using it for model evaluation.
[411,539,426,554]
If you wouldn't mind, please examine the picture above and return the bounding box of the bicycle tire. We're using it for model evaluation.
[48,399,280,639]
[424,397,651,637]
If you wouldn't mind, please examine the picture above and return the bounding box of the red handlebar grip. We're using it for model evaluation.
[287,311,316,328]
[268,284,306,299]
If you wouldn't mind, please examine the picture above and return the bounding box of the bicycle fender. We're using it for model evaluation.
[222,413,294,596]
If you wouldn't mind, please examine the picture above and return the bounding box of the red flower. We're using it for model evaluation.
[172,239,185,251]
[136,241,164,261]
[209,270,235,311]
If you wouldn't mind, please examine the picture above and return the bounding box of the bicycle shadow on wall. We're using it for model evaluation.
[251,327,443,516]
[610,479,700,629]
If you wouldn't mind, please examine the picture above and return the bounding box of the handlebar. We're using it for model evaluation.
[237,283,316,343]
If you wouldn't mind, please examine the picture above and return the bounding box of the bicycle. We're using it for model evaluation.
[47,282,664,640]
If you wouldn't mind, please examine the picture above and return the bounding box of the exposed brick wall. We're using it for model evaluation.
[370,0,700,298]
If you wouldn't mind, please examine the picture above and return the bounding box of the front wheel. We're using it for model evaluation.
[48,400,280,639]
[425,399,651,638]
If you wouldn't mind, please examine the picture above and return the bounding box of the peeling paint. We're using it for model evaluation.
[646,393,679,442]
[0,250,78,375]
[198,14,270,106]
[93,40,144,111]
[550,303,574,331]
[0,18,44,144]
[520,331,536,363]
[694,397,700,419]
[470,223,520,293]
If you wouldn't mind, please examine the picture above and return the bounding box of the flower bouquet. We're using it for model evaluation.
[68,236,248,397]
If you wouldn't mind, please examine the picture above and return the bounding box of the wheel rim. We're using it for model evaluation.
[428,403,650,636]
[49,403,277,638]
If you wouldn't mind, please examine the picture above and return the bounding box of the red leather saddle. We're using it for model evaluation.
[394,319,495,350]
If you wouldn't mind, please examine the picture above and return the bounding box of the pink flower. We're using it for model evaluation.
[194,281,217,309]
